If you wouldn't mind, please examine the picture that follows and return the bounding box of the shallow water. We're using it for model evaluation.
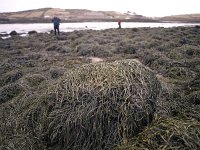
[0,22,200,35]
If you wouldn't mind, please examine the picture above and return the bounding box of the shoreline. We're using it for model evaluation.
[1,20,200,24]
[1,22,200,39]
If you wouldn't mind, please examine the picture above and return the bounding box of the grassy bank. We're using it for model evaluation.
[0,26,200,149]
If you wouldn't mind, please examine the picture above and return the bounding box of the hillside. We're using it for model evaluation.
[160,14,200,23]
[0,8,154,23]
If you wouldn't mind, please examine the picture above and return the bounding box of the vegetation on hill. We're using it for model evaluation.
[0,8,154,23]
[161,14,200,23]
[0,26,200,149]
[1,8,200,23]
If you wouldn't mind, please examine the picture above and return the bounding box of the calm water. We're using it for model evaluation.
[0,22,200,36]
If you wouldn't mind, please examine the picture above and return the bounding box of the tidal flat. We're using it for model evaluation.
[0,27,200,149]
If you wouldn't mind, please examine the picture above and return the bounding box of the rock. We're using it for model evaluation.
[9,30,18,36]
[28,30,37,35]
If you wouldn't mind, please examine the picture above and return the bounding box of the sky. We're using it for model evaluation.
[0,0,200,17]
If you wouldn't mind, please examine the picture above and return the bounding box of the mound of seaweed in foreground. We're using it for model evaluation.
[1,59,161,149]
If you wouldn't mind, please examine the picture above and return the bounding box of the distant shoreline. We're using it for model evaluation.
[1,19,200,24]
[0,18,160,24]
[1,22,200,38]
[0,21,200,36]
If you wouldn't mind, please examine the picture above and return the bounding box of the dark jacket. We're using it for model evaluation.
[52,17,61,26]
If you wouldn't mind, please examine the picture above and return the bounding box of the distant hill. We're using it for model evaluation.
[0,8,154,23]
[1,8,200,23]
[160,14,200,23]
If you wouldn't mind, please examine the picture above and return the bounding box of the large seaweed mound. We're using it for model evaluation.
[45,60,160,149]
[1,60,161,149]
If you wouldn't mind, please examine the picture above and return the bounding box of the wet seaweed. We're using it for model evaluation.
[118,117,200,150]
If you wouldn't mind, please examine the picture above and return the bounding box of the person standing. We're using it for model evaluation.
[118,20,121,29]
[52,16,61,35]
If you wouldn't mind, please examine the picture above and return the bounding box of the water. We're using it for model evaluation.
[0,22,200,38]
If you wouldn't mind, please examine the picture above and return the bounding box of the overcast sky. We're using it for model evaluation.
[0,0,200,17]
